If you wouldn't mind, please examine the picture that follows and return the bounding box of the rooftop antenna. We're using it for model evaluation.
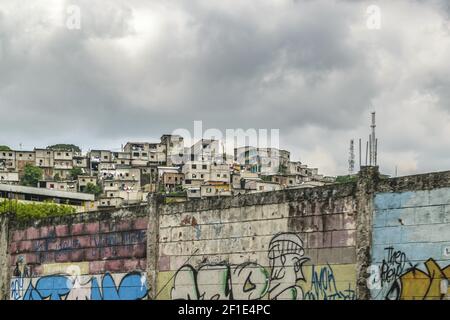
[222,141,226,162]
[370,111,377,166]
[348,139,355,174]
[365,141,368,166]
[375,138,378,166]
[358,138,362,170]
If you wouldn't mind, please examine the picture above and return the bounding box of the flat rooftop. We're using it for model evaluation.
[0,184,94,201]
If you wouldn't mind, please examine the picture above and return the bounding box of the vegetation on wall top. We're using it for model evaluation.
[0,200,76,221]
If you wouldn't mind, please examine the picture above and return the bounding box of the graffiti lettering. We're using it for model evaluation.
[304,264,356,300]
[386,258,450,300]
[380,247,407,286]
[171,232,308,300]
[10,272,148,300]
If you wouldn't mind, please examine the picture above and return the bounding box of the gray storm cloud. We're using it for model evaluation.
[1,0,450,176]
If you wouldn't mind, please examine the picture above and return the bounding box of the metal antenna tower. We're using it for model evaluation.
[370,111,377,166]
[348,139,355,174]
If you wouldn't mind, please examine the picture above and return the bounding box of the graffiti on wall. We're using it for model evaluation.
[303,264,356,300]
[170,232,355,300]
[370,247,450,300]
[266,233,308,299]
[10,260,148,300]
[384,258,450,300]
[372,188,450,300]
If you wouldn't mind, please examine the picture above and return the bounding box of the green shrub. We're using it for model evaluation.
[0,199,76,221]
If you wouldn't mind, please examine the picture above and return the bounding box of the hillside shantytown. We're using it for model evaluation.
[0,136,334,212]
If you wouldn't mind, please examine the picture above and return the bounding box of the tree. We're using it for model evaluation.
[69,167,83,180]
[21,164,43,187]
[0,145,11,151]
[47,144,81,153]
[53,173,61,181]
[84,182,103,197]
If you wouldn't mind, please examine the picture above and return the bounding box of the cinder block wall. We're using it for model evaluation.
[3,168,450,300]
[371,174,450,300]
[156,183,358,300]
[0,214,9,300]
[7,207,149,300]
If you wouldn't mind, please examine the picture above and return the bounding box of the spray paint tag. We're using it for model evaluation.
[443,247,450,258]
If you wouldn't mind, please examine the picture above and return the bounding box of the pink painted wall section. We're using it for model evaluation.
[9,217,148,277]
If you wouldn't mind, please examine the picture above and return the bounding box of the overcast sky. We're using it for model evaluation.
[1,0,450,176]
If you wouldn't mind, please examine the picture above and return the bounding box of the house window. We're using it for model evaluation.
[192,174,197,179]
[202,165,207,169]
[142,153,147,157]
[66,153,69,156]
[223,174,227,178]
[185,179,191,184]
[57,152,61,156]
[200,174,204,178]
[133,152,139,157]
[192,164,197,169]
[217,174,220,178]
[50,184,55,188]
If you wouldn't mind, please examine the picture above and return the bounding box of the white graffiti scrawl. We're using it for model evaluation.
[170,232,309,300]
[267,233,309,300]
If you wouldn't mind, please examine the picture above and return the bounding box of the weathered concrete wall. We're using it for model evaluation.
[155,182,358,300]
[370,173,450,300]
[8,206,149,300]
[0,214,9,300]
[4,168,450,300]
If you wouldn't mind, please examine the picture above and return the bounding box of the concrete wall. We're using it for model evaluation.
[155,183,358,300]
[371,186,450,300]
[7,207,149,300]
[3,168,450,300]
[0,214,9,300]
